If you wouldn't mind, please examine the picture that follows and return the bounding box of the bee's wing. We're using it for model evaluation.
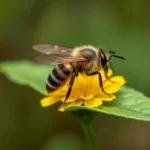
[30,54,89,65]
[30,54,67,65]
[61,56,89,63]
[30,44,73,65]
[31,44,89,65]
[32,44,73,55]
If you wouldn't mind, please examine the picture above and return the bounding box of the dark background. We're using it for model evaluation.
[1,0,150,150]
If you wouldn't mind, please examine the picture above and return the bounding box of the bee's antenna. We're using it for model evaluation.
[108,55,125,61]
[108,50,116,54]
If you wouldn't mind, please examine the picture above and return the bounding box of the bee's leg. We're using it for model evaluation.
[65,73,76,101]
[86,72,110,97]
[104,66,114,83]
[59,72,76,109]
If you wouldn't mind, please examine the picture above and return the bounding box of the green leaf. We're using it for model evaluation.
[0,60,52,94]
[66,87,150,121]
[1,60,150,121]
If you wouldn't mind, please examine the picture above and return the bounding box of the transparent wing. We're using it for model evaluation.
[30,54,89,65]
[31,44,89,65]
[32,44,73,55]
[30,54,63,65]
[62,57,89,63]
[31,44,74,65]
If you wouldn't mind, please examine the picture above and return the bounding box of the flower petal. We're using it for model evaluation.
[103,76,126,93]
[85,74,100,96]
[58,100,83,112]
[96,91,116,101]
[100,69,113,81]
[84,97,103,107]
[109,76,126,86]
[83,69,113,96]
[40,96,61,107]
[44,85,68,97]
[69,73,86,97]
[81,95,94,100]
[61,96,77,103]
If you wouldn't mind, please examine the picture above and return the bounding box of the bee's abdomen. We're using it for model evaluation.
[46,63,72,91]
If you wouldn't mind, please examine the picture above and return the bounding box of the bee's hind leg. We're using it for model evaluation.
[86,71,111,97]
[58,72,77,110]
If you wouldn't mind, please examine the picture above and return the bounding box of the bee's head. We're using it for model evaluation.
[99,48,125,73]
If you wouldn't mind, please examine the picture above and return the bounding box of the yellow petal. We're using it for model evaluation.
[103,76,126,93]
[85,74,100,96]
[109,76,126,86]
[58,100,83,112]
[44,85,68,97]
[61,96,77,103]
[84,97,103,107]
[81,95,94,100]
[100,69,113,81]
[69,73,86,97]
[96,91,116,101]
[104,84,121,94]
[40,96,61,107]
[83,69,113,96]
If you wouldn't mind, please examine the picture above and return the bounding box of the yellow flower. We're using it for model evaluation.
[40,69,126,112]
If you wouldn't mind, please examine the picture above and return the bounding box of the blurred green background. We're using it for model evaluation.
[1,0,150,150]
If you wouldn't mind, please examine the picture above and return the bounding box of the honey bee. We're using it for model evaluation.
[30,44,125,107]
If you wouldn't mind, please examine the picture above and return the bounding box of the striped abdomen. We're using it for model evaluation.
[46,63,73,92]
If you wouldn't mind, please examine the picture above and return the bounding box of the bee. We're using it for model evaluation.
[30,44,125,107]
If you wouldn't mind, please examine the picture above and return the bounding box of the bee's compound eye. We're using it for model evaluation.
[100,50,107,68]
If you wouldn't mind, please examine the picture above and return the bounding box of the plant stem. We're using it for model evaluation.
[72,110,97,150]
[72,109,97,150]
[80,120,97,150]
